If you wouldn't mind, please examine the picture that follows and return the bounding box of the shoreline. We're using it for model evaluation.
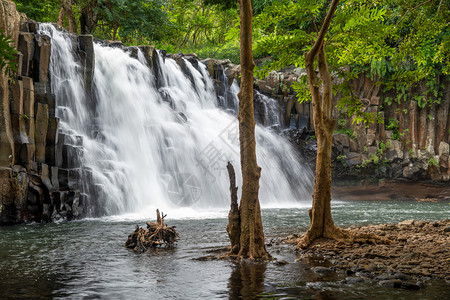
[332,179,450,201]
[282,219,450,289]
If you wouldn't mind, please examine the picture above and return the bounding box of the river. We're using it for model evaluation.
[1,200,449,299]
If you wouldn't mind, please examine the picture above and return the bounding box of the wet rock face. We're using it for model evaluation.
[0,2,94,224]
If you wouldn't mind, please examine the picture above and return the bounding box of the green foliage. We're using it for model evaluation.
[385,118,400,140]
[359,140,389,168]
[360,154,380,168]
[336,154,346,167]
[428,157,439,168]
[87,0,171,43]
[377,141,387,156]
[190,42,240,63]
[335,115,355,139]
[290,75,310,104]
[14,0,60,23]
[334,128,355,140]
[0,31,18,76]
[252,0,449,125]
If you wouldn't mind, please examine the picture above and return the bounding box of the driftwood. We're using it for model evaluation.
[125,209,179,252]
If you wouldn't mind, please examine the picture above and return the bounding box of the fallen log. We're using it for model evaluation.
[125,209,179,252]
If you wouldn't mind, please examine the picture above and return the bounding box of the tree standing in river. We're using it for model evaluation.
[226,0,269,260]
[294,0,388,248]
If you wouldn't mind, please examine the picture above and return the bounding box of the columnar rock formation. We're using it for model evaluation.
[328,75,450,181]
[0,1,92,224]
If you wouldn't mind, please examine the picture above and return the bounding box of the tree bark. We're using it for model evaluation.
[80,2,98,34]
[112,25,118,41]
[57,7,65,28]
[297,0,388,249]
[226,162,240,254]
[58,0,77,34]
[235,0,269,260]
[297,0,340,249]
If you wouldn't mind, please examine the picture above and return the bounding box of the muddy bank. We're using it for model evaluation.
[332,179,450,201]
[283,219,450,290]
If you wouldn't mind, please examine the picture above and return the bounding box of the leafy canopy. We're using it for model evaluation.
[253,0,449,123]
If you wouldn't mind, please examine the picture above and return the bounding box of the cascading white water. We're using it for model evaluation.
[39,24,313,218]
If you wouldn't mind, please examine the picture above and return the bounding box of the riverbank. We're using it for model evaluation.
[283,219,450,290]
[332,179,450,201]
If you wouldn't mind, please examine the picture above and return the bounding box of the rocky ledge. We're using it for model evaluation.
[284,219,450,290]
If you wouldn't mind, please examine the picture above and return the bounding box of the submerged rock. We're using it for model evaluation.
[379,279,402,288]
[311,266,334,274]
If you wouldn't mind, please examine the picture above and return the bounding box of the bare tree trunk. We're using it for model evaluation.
[112,25,118,41]
[57,7,65,28]
[226,162,240,254]
[80,2,98,34]
[297,0,388,249]
[236,0,269,260]
[58,0,77,34]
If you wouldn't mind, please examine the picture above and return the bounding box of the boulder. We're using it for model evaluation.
[311,266,334,274]
[403,164,421,179]
[398,220,414,226]
[378,279,402,288]
[333,133,350,148]
[367,146,377,156]
[345,276,364,284]
[346,152,362,166]
[258,71,280,95]
[366,133,376,146]
[349,139,359,152]
[438,141,449,168]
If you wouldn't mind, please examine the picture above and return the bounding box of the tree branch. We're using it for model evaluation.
[308,0,340,59]
[395,0,433,28]
[311,14,319,34]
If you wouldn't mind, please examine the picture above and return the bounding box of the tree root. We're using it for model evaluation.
[125,209,179,252]
[296,225,391,250]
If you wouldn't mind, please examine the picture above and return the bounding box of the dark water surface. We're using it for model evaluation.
[1,200,449,299]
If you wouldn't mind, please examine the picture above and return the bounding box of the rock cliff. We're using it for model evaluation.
[0,1,90,224]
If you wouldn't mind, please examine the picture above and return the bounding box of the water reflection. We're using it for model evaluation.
[228,261,266,299]
[1,204,449,299]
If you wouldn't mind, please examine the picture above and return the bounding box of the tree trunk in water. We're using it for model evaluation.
[297,0,389,249]
[235,0,269,260]
[297,0,341,249]
[226,162,240,255]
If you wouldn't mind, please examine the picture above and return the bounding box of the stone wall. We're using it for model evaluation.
[0,1,93,224]
[339,74,450,181]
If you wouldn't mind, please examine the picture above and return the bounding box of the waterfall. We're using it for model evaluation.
[38,24,313,218]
